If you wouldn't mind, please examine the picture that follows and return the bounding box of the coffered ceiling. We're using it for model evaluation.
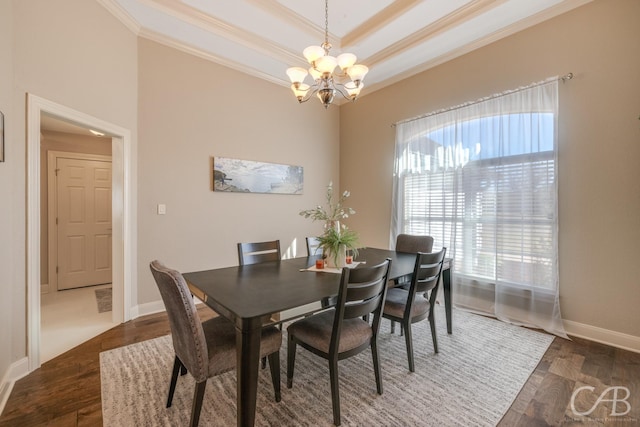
[98,0,590,96]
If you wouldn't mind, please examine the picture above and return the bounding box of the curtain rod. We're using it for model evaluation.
[391,73,573,128]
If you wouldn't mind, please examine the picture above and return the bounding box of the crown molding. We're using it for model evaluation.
[342,0,421,49]
[97,0,594,101]
[143,0,303,65]
[246,0,340,48]
[96,0,142,35]
[365,0,506,67]
[138,27,289,88]
[363,0,593,96]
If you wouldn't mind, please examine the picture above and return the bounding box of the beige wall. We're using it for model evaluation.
[340,0,640,338]
[39,131,113,284]
[136,39,339,304]
[3,0,138,373]
[0,0,15,383]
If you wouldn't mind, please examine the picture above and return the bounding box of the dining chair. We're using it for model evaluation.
[305,236,323,256]
[287,259,392,426]
[237,239,282,368]
[389,234,435,334]
[237,239,281,265]
[393,234,434,286]
[382,248,446,372]
[150,260,282,427]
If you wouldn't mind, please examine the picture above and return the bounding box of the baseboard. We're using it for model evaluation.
[41,283,50,294]
[564,319,640,353]
[0,357,29,416]
[130,300,166,319]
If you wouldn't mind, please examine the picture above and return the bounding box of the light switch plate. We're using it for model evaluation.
[157,204,166,215]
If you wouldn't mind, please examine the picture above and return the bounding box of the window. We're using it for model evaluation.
[391,79,566,336]
[401,113,555,289]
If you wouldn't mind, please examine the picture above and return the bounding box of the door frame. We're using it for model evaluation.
[47,151,113,292]
[27,94,135,371]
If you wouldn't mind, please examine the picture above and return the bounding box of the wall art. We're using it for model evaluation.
[213,156,303,194]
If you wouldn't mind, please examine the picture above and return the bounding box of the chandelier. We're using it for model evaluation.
[286,0,369,108]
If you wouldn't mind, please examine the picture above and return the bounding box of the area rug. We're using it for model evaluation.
[95,287,112,313]
[100,307,554,426]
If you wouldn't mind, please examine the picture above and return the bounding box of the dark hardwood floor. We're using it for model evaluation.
[1,307,638,426]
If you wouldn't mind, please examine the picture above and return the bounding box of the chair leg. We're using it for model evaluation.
[400,324,404,336]
[261,356,267,369]
[329,358,341,426]
[167,356,182,408]
[403,322,415,372]
[190,381,207,427]
[286,334,296,388]
[390,320,395,334]
[429,312,439,354]
[268,351,281,402]
[371,340,383,395]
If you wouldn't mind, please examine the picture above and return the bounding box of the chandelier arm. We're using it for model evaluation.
[297,83,321,104]
[332,84,354,102]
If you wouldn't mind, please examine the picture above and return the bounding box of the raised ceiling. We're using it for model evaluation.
[100,0,590,96]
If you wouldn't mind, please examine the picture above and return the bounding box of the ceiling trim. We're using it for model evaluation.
[363,0,593,97]
[138,27,288,87]
[143,0,303,65]
[96,0,142,34]
[246,0,341,48]
[341,0,421,49]
[365,0,506,68]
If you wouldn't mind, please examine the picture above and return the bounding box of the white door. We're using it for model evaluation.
[56,157,112,290]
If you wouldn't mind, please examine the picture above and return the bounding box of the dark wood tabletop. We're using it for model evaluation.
[183,247,452,427]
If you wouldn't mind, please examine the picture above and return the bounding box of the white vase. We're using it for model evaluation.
[326,244,347,269]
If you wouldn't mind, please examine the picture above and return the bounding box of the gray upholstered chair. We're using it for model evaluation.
[286,259,392,426]
[393,234,434,286]
[382,248,446,372]
[150,260,282,427]
[395,234,434,254]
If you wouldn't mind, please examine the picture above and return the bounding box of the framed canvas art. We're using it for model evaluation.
[213,156,303,194]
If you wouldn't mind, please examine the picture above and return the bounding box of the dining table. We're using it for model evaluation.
[183,247,453,427]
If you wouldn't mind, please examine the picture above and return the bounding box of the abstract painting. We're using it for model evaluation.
[213,156,303,194]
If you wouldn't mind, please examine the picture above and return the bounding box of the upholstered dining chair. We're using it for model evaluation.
[393,234,434,286]
[395,233,434,254]
[389,234,435,334]
[237,239,281,265]
[150,260,282,427]
[382,248,446,372]
[287,259,392,426]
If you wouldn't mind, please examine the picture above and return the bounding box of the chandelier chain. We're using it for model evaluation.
[323,0,330,51]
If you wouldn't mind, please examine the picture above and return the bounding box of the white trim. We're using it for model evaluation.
[0,358,29,416]
[564,320,640,354]
[26,94,136,372]
[95,0,141,35]
[130,300,167,319]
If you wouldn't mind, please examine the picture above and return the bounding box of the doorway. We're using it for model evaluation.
[47,152,113,291]
[27,94,134,371]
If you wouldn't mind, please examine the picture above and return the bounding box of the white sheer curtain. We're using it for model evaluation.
[391,79,567,338]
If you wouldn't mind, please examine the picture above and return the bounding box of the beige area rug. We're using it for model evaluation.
[100,307,554,426]
[95,287,112,313]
